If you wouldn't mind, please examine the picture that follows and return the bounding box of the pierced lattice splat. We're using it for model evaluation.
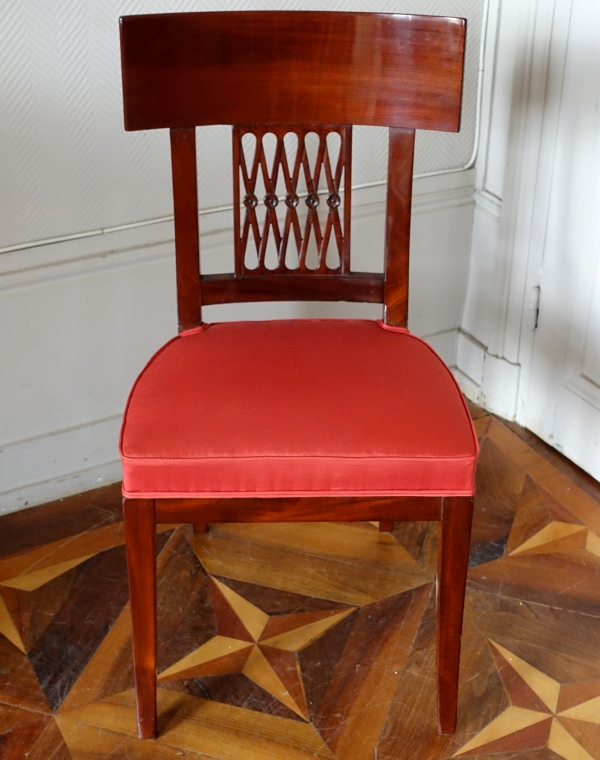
[233,125,352,276]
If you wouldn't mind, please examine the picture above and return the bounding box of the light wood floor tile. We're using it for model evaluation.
[548,717,595,760]
[191,531,430,607]
[489,640,561,712]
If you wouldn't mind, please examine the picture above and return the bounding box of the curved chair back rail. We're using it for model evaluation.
[120,11,466,132]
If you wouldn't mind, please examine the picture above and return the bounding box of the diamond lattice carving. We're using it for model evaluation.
[233,125,352,276]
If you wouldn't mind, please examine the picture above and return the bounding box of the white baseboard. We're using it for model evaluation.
[0,415,122,515]
[454,330,521,420]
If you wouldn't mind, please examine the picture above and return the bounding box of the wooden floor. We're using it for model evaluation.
[2,407,600,759]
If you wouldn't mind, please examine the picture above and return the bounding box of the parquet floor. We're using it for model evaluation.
[2,407,600,759]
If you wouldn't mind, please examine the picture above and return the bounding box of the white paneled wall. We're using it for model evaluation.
[0,0,484,514]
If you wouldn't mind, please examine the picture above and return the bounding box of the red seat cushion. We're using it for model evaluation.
[120,319,478,498]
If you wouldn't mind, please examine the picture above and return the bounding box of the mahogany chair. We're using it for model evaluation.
[119,11,477,741]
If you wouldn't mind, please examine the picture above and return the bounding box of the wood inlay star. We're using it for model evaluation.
[454,639,600,758]
[158,576,355,719]
[509,520,600,558]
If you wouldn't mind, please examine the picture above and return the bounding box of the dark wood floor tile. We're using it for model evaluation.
[486,417,600,538]
[0,635,50,713]
[28,545,131,711]
[374,592,446,760]
[210,578,254,642]
[156,531,216,675]
[260,645,309,719]
[469,438,526,559]
[556,718,600,758]
[1,569,78,654]
[161,669,303,722]
[314,584,431,760]
[489,647,553,714]
[26,718,72,760]
[465,590,600,683]
[0,704,51,760]
[0,522,126,588]
[557,680,600,713]
[504,418,600,507]
[392,520,438,565]
[505,477,583,554]
[297,609,356,721]
[0,483,122,559]
[213,575,350,615]
[468,550,600,617]
[455,716,553,756]
[377,597,508,760]
[57,604,133,715]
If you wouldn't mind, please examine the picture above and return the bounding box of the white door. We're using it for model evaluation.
[521,0,600,480]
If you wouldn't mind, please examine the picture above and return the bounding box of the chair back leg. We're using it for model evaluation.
[436,495,474,734]
[123,498,157,739]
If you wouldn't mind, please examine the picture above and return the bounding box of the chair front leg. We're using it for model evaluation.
[123,498,157,739]
[436,495,474,734]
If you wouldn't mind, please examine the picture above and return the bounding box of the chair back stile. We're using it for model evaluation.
[384,127,415,328]
[170,127,202,332]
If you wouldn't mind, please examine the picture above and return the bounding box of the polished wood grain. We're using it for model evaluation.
[155,496,442,524]
[189,522,430,607]
[384,128,415,328]
[0,482,122,560]
[436,496,474,733]
[120,12,466,132]
[123,498,157,738]
[170,127,201,332]
[200,271,384,305]
[314,585,431,760]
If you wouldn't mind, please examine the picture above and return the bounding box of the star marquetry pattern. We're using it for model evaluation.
[454,640,600,759]
[509,520,600,558]
[158,576,355,719]
[0,522,138,654]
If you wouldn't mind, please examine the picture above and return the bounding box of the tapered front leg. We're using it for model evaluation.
[436,496,474,734]
[123,498,157,739]
[379,520,394,532]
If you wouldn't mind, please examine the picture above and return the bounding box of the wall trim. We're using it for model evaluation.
[474,188,502,221]
[0,414,123,516]
[0,173,475,297]
[455,329,521,419]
